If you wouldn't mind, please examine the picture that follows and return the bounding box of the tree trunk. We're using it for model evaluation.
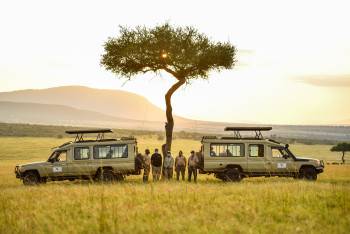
[161,79,186,156]
[342,151,345,164]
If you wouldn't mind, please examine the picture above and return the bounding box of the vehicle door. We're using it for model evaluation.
[267,146,297,175]
[68,146,93,177]
[47,150,69,177]
[247,144,267,174]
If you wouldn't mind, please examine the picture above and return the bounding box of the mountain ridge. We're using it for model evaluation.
[0,85,189,123]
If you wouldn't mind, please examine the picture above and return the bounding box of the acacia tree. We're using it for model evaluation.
[101,23,236,154]
[331,142,350,164]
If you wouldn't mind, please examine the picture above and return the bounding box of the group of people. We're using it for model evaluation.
[136,148,201,183]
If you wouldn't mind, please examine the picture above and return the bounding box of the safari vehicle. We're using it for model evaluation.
[199,127,324,182]
[15,129,140,185]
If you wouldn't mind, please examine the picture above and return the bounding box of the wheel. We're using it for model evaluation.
[23,171,40,185]
[40,177,47,184]
[300,167,317,181]
[114,174,125,181]
[96,169,115,183]
[224,168,242,182]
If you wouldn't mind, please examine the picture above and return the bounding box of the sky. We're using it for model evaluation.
[0,0,349,125]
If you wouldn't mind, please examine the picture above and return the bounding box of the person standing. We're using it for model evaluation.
[188,150,199,183]
[175,150,186,181]
[151,148,162,181]
[163,151,174,180]
[143,149,151,183]
[135,153,144,175]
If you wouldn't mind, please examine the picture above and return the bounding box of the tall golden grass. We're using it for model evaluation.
[0,137,349,233]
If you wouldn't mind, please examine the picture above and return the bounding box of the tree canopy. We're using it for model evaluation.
[330,142,350,164]
[101,23,236,81]
[101,23,236,152]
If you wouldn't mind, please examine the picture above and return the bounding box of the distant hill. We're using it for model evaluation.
[0,86,349,141]
[0,86,187,123]
[0,101,170,130]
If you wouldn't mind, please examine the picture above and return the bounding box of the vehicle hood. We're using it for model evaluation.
[18,161,49,168]
[294,156,317,162]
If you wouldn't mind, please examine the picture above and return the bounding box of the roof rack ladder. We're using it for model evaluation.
[233,130,241,138]
[254,130,264,139]
[74,133,84,142]
[96,132,105,141]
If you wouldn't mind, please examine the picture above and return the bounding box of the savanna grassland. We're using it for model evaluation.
[0,136,349,234]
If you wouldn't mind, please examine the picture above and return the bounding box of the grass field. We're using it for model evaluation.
[0,137,349,233]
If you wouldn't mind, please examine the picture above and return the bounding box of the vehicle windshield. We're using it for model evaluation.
[279,148,290,157]
[48,151,58,162]
[285,147,295,157]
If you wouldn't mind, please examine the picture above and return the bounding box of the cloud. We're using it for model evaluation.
[295,74,350,87]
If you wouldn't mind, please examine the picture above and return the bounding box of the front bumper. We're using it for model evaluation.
[316,166,324,173]
[316,160,324,173]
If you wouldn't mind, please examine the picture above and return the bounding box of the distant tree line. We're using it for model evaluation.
[0,123,205,140]
[0,123,344,145]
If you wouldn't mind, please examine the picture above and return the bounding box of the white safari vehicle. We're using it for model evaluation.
[15,129,141,185]
[199,127,324,181]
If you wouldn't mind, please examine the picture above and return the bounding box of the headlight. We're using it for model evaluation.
[320,160,324,167]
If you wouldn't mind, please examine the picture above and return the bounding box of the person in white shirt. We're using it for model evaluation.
[163,151,174,180]
[143,149,151,182]
[188,150,199,182]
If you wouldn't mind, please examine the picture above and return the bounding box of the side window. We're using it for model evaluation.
[210,144,244,157]
[94,145,128,159]
[249,144,264,157]
[271,147,289,158]
[57,151,67,162]
[272,148,283,158]
[74,147,90,160]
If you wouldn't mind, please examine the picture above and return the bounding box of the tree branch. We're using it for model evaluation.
[163,66,180,79]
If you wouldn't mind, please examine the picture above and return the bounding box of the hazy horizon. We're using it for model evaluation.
[1,0,349,125]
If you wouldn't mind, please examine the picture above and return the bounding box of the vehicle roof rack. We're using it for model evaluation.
[224,126,272,139]
[65,129,113,142]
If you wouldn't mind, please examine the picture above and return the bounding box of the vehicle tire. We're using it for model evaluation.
[96,169,115,183]
[114,174,124,181]
[40,177,47,184]
[224,168,242,182]
[300,167,317,181]
[23,171,40,185]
